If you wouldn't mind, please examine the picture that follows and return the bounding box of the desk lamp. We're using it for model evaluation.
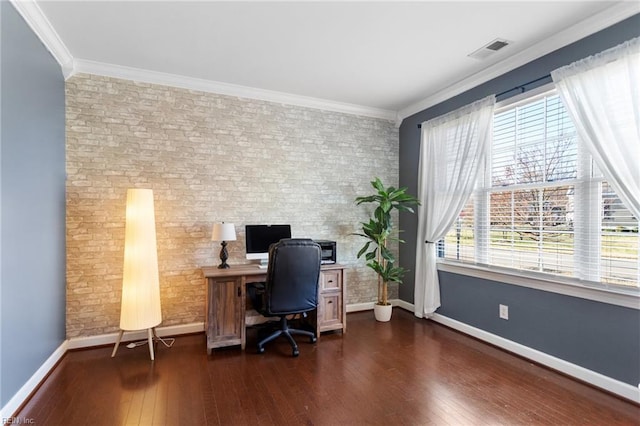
[212,222,236,268]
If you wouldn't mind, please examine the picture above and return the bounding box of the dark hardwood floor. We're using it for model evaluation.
[15,309,640,425]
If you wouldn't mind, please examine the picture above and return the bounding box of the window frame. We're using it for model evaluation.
[437,84,639,308]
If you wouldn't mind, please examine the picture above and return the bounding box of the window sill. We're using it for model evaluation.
[437,261,640,309]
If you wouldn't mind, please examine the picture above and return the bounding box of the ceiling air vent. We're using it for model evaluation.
[468,38,511,60]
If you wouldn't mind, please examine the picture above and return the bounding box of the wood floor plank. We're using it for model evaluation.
[13,309,640,425]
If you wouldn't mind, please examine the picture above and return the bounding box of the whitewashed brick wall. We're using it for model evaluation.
[66,73,400,338]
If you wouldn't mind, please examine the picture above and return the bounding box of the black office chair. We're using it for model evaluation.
[248,238,321,357]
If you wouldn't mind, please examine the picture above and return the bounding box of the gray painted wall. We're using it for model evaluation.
[438,272,639,385]
[1,1,66,407]
[398,14,640,387]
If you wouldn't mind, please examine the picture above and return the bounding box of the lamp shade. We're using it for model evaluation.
[119,189,162,331]
[211,222,236,241]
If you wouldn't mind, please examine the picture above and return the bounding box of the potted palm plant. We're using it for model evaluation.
[355,178,420,321]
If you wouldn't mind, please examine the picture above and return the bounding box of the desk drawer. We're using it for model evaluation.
[318,292,343,331]
[320,269,341,292]
[316,267,346,334]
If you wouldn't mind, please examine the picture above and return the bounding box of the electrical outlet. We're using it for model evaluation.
[499,304,509,320]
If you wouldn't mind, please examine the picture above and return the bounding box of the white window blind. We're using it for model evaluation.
[441,88,639,288]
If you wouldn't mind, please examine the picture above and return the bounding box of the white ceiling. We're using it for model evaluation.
[26,1,640,121]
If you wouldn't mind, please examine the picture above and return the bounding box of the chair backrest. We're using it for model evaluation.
[264,238,321,315]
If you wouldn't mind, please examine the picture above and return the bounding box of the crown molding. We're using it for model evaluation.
[397,1,640,123]
[13,0,636,124]
[10,1,394,121]
[9,0,74,78]
[70,59,397,121]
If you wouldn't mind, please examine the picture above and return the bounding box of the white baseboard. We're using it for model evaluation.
[346,302,374,312]
[346,299,406,313]
[416,308,640,404]
[67,322,204,350]
[0,340,68,420]
[1,322,204,419]
[393,299,414,312]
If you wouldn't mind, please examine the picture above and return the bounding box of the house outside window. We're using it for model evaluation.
[440,87,639,289]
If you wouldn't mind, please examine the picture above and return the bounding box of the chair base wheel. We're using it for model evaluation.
[254,315,316,356]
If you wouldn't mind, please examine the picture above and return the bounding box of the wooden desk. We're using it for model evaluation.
[202,263,346,353]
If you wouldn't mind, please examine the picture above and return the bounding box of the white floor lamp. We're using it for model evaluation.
[111,188,163,361]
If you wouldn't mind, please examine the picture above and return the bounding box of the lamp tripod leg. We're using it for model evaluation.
[111,330,124,358]
[111,327,171,361]
[147,328,155,361]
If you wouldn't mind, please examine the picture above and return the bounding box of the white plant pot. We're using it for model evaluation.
[374,304,392,322]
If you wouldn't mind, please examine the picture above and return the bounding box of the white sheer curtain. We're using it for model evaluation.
[414,96,495,318]
[551,36,640,219]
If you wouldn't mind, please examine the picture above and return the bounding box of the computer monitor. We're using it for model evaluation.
[245,224,292,264]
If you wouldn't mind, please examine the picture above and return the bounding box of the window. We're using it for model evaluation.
[441,88,639,288]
